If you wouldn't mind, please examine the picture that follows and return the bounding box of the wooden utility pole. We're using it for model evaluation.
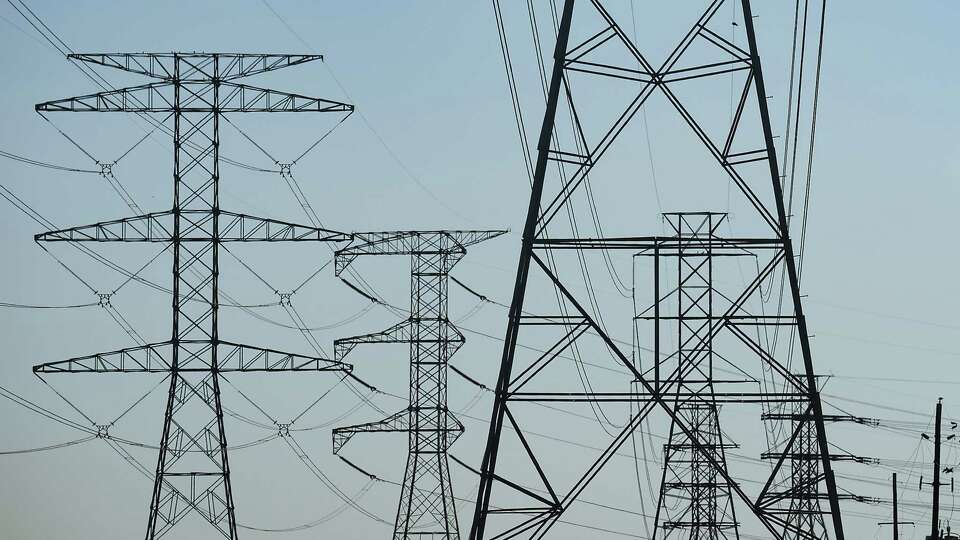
[880,472,914,539]
[894,472,900,540]
[928,398,944,540]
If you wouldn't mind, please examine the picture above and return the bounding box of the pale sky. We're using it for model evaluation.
[1,1,958,539]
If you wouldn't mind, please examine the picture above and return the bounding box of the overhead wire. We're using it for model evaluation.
[8,0,277,175]
[0,435,97,455]
[0,300,97,309]
[257,0,476,225]
[0,147,98,173]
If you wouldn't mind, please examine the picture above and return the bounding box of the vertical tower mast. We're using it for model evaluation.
[33,53,356,539]
[647,213,740,539]
[331,230,505,540]
[471,1,845,538]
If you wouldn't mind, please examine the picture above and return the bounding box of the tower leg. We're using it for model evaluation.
[146,373,237,539]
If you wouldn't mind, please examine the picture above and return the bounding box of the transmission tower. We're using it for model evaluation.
[32,53,356,539]
[331,230,505,539]
[471,1,846,539]
[645,213,740,539]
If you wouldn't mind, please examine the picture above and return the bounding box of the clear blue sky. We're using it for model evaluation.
[0,1,958,539]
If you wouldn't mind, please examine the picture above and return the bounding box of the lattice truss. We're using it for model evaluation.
[471,2,845,539]
[32,53,355,540]
[331,230,505,540]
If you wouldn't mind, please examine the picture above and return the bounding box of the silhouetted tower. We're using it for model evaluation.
[331,231,505,539]
[470,1,846,539]
[32,53,356,539]
[646,213,739,539]
[782,411,829,537]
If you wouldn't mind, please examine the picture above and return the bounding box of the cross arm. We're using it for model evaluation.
[33,340,351,374]
[334,319,464,361]
[68,53,323,81]
[35,210,350,242]
[334,229,507,274]
[36,81,352,114]
[219,82,352,112]
[332,409,463,454]
[36,82,174,113]
[332,410,408,453]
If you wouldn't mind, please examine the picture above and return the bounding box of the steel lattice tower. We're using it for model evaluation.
[331,230,505,539]
[647,213,740,539]
[470,1,846,539]
[32,53,356,539]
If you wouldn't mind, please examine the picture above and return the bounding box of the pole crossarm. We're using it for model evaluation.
[33,340,351,374]
[68,53,323,82]
[37,81,353,114]
[35,210,350,243]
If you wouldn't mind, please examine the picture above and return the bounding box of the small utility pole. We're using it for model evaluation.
[931,398,944,540]
[894,472,900,540]
[880,472,914,539]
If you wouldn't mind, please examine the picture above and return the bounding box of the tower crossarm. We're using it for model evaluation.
[35,210,350,242]
[33,340,351,374]
[36,81,352,114]
[334,230,507,275]
[534,236,782,252]
[333,409,409,454]
[334,318,466,362]
[68,53,323,82]
[332,409,465,454]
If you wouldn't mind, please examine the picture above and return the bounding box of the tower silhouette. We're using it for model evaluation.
[647,213,740,539]
[471,1,845,538]
[32,53,356,539]
[332,230,505,539]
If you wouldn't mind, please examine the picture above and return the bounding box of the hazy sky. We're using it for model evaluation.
[0,1,958,539]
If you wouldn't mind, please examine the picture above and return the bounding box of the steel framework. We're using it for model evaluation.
[646,213,740,539]
[471,1,845,539]
[331,230,505,539]
[32,53,355,539]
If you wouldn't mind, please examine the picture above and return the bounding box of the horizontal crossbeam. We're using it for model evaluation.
[35,210,350,242]
[335,230,507,275]
[507,392,809,403]
[332,409,464,454]
[36,81,353,114]
[69,53,322,82]
[33,340,351,373]
[334,319,465,362]
[533,236,782,251]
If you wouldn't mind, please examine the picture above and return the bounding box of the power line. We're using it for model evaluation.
[0,148,98,173]
[257,0,477,225]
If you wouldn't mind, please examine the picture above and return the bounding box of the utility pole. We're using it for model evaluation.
[32,53,356,539]
[929,398,944,540]
[879,473,914,539]
[331,230,505,540]
[894,473,900,540]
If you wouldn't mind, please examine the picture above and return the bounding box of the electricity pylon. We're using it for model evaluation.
[646,213,740,539]
[32,53,356,539]
[331,230,505,539]
[470,1,846,539]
